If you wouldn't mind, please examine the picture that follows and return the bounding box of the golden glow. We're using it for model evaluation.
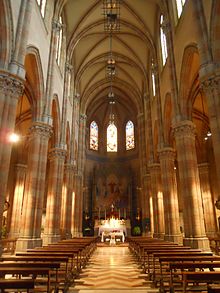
[8,133,20,143]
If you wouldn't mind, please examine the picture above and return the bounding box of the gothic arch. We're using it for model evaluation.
[163,93,173,146]
[25,47,45,121]
[51,95,61,146]
[0,0,13,68]
[210,0,220,61]
[179,44,199,119]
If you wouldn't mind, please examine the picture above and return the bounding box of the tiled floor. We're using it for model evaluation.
[68,244,158,293]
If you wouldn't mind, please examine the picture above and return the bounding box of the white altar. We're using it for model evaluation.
[98,218,127,236]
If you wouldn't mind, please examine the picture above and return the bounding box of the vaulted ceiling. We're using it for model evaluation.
[62,0,163,121]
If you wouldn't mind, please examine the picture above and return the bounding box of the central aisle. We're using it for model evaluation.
[69,244,159,293]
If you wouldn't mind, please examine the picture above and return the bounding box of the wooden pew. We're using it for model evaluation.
[169,262,220,293]
[0,267,51,292]
[0,279,34,292]
[158,255,220,292]
[182,271,220,293]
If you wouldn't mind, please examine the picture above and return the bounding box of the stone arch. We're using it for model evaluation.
[210,0,220,61]
[0,0,13,68]
[163,93,173,146]
[153,120,159,161]
[66,121,70,161]
[179,44,199,119]
[51,95,61,147]
[25,47,45,121]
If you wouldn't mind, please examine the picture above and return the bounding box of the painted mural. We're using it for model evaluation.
[94,173,129,210]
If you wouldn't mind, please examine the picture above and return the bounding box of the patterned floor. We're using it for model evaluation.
[68,244,158,293]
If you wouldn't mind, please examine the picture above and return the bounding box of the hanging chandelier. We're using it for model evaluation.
[103,0,121,126]
[103,0,121,32]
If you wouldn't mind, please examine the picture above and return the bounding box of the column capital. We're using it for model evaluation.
[15,163,27,173]
[201,76,220,92]
[80,113,87,121]
[64,163,76,172]
[49,147,66,161]
[173,120,196,139]
[158,147,176,161]
[29,122,53,139]
[148,162,160,173]
[0,72,24,97]
[198,162,209,174]
[65,62,73,73]
[52,19,62,34]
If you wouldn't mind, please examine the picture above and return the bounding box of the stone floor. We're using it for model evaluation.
[68,244,159,293]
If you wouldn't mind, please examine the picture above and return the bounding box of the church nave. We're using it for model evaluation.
[69,245,158,293]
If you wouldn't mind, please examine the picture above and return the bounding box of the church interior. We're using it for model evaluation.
[1,0,220,291]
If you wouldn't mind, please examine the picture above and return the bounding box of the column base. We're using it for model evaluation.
[183,237,210,250]
[153,232,165,239]
[16,237,42,252]
[42,234,61,246]
[164,234,183,244]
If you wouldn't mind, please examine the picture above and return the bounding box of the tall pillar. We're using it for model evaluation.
[173,120,210,249]
[198,163,218,238]
[60,163,75,239]
[43,147,66,245]
[159,147,182,244]
[0,73,24,241]
[16,122,52,251]
[148,163,165,239]
[72,173,82,237]
[9,164,27,238]
[142,173,152,237]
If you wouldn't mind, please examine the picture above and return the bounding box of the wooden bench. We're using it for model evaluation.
[0,279,34,292]
[169,262,220,293]
[0,267,51,292]
[182,271,220,293]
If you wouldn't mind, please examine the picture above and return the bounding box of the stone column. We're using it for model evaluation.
[198,163,218,238]
[142,173,152,237]
[72,173,82,236]
[16,122,52,251]
[173,120,210,249]
[9,164,27,238]
[60,163,75,239]
[71,173,77,236]
[159,148,183,244]
[201,78,220,192]
[0,73,24,241]
[148,163,165,239]
[43,147,66,245]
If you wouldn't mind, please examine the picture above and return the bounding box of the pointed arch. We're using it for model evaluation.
[178,44,199,119]
[107,123,117,152]
[90,121,98,151]
[126,120,135,150]
[0,0,13,68]
[25,46,45,120]
[210,0,220,61]
[163,93,173,146]
[51,95,61,146]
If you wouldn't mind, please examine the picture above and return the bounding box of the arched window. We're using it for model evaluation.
[90,121,98,151]
[107,123,117,152]
[160,15,168,66]
[126,120,135,150]
[37,0,47,18]
[152,70,156,96]
[56,16,63,65]
[176,0,186,18]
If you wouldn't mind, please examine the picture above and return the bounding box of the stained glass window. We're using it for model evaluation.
[152,71,156,96]
[176,0,186,18]
[160,15,168,66]
[56,16,63,65]
[107,123,117,152]
[90,121,98,151]
[126,120,135,150]
[37,0,47,18]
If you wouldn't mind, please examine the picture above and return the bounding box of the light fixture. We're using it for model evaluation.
[8,133,20,143]
[207,131,212,137]
[103,0,120,32]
